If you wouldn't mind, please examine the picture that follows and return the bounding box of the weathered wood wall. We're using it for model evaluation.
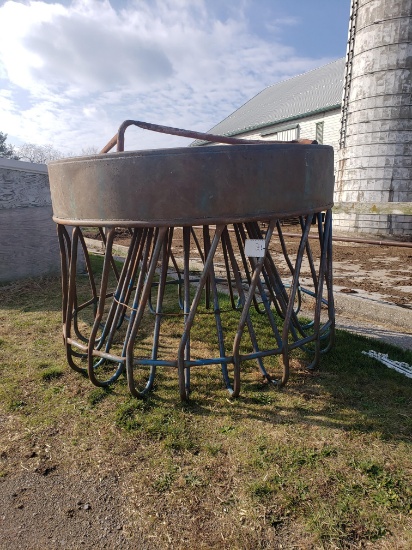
[0,158,61,283]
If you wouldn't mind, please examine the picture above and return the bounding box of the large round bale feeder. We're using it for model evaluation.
[48,121,335,400]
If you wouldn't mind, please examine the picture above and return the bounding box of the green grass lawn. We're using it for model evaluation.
[0,269,411,549]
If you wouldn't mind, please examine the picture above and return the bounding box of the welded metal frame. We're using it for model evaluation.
[57,211,334,400]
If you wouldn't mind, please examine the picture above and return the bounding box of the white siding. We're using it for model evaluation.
[299,111,341,154]
[235,109,341,159]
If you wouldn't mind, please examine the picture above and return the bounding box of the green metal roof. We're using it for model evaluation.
[194,58,345,144]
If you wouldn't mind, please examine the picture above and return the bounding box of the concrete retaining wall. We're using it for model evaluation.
[0,158,61,282]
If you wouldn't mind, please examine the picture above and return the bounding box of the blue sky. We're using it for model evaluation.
[0,0,351,154]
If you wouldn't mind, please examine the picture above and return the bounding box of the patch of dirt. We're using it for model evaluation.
[331,241,412,308]
[0,470,138,550]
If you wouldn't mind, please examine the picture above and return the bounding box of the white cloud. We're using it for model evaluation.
[0,0,335,153]
[265,16,299,32]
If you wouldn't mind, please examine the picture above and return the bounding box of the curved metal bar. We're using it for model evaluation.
[177,225,225,400]
[168,250,184,310]
[232,219,277,396]
[98,227,120,282]
[102,228,144,353]
[71,230,99,344]
[64,227,89,374]
[57,224,70,329]
[220,230,239,310]
[182,226,192,396]
[279,215,314,385]
[202,226,212,310]
[126,227,168,397]
[209,259,231,394]
[100,119,318,154]
[220,226,266,390]
[300,215,319,297]
[147,227,174,391]
[87,229,125,386]
[233,223,267,315]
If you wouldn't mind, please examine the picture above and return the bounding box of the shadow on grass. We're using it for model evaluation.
[130,329,412,445]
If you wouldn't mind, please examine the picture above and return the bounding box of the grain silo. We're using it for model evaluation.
[334,0,412,239]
